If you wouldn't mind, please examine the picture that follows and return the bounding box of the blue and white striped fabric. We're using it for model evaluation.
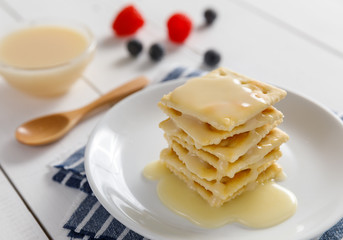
[52,68,343,240]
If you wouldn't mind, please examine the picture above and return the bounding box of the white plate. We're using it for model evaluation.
[85,79,343,240]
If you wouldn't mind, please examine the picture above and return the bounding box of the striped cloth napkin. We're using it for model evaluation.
[52,67,343,240]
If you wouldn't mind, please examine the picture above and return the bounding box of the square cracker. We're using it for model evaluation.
[168,127,288,180]
[160,67,286,131]
[160,148,282,207]
[160,118,283,164]
[159,103,283,147]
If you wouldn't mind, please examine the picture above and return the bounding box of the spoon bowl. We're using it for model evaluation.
[16,113,75,145]
[16,76,149,146]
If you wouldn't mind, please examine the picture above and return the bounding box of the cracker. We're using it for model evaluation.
[159,103,283,147]
[161,147,282,207]
[161,118,283,165]
[169,128,288,180]
[160,67,286,131]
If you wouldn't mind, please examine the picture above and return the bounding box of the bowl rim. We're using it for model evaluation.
[0,19,96,73]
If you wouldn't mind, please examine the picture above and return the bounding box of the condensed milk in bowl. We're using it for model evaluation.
[0,19,96,97]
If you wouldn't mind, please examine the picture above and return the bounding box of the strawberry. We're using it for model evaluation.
[112,5,145,37]
[167,13,192,44]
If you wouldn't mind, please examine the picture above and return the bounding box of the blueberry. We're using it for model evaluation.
[204,8,217,25]
[149,43,164,62]
[127,39,143,57]
[204,49,221,67]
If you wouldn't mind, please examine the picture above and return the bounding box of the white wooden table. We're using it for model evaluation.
[0,0,342,239]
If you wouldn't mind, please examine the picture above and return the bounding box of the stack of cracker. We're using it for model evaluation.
[158,67,289,207]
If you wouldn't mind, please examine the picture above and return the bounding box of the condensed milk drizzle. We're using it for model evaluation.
[143,161,297,229]
[169,76,268,129]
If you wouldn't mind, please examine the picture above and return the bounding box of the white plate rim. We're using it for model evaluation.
[85,78,343,240]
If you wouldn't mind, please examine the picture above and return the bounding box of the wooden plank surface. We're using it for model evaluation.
[0,0,343,239]
[0,75,105,239]
[0,168,47,239]
[7,0,343,111]
[0,5,47,240]
[238,0,343,56]
[135,0,343,111]
[3,0,202,93]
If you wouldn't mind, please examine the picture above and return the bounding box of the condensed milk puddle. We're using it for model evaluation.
[144,161,297,229]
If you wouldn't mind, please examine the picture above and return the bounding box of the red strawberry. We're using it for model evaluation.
[112,5,145,37]
[167,13,192,44]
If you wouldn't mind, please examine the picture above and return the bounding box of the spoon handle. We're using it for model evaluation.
[80,76,149,114]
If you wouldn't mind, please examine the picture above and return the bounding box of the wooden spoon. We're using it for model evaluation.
[16,76,149,146]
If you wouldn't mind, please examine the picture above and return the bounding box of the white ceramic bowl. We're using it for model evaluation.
[0,19,96,97]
